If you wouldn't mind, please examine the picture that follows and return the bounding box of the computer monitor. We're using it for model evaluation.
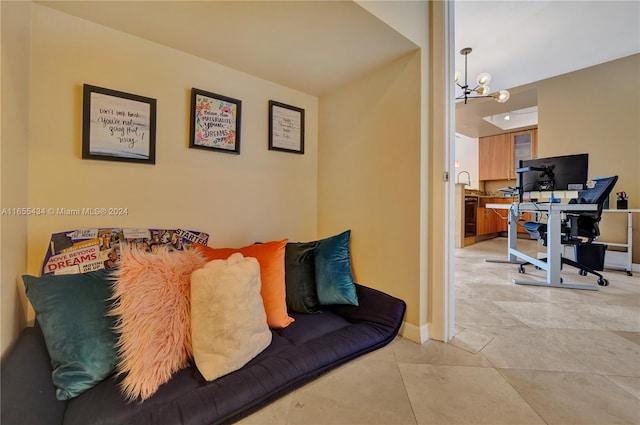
[517,153,589,195]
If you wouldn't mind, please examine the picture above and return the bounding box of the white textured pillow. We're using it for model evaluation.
[191,253,272,381]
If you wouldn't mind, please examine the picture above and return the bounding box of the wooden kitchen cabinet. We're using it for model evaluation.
[477,197,525,235]
[479,133,512,180]
[479,128,538,181]
[478,197,536,236]
[492,198,513,232]
[476,207,497,235]
[477,197,510,235]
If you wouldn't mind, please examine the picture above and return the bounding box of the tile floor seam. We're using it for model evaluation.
[497,368,640,424]
[449,327,494,354]
[601,374,640,400]
[398,361,551,425]
[472,324,583,375]
[475,324,630,377]
[524,326,596,372]
[530,327,640,378]
[494,367,551,425]
[391,350,420,425]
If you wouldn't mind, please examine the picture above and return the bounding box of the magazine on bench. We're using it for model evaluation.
[41,228,209,276]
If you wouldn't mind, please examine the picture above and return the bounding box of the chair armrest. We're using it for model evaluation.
[1,324,66,425]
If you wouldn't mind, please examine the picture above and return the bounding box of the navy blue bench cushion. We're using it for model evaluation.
[277,311,351,346]
[63,312,355,425]
[0,324,66,425]
[3,284,406,425]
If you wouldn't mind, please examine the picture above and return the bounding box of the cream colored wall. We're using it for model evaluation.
[21,4,318,321]
[4,2,437,354]
[455,133,479,189]
[537,54,640,263]
[348,1,442,342]
[318,51,422,336]
[1,0,31,356]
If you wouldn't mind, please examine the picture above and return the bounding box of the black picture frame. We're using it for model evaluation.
[189,88,242,155]
[268,100,305,154]
[82,84,156,164]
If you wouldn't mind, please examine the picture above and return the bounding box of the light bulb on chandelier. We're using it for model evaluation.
[455,48,509,104]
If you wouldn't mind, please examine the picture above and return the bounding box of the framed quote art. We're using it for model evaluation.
[189,88,242,154]
[82,84,157,164]
[268,100,305,154]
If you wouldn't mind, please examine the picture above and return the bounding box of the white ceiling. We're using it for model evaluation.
[454,0,640,137]
[455,0,640,96]
[38,1,418,96]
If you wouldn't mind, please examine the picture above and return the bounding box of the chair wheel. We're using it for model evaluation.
[579,269,588,276]
[627,271,633,277]
[518,265,525,273]
[597,278,609,286]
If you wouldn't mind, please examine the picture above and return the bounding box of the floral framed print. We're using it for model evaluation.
[82,84,157,164]
[189,88,242,154]
[268,100,304,154]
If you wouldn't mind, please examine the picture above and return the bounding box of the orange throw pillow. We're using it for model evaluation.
[194,239,294,328]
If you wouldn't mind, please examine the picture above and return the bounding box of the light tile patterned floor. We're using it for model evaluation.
[238,238,640,425]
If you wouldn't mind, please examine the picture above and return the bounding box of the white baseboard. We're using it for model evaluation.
[399,321,429,344]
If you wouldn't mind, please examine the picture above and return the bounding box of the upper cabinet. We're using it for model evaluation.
[479,128,537,181]
[478,133,511,180]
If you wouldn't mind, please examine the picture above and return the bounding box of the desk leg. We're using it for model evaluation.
[547,208,562,283]
[513,206,599,291]
[626,212,633,276]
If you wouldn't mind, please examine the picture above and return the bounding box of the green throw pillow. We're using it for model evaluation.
[22,270,118,400]
[284,241,320,314]
[314,230,359,306]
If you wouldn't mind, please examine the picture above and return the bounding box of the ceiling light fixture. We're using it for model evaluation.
[455,47,510,104]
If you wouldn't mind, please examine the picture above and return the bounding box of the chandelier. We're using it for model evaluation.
[455,47,510,104]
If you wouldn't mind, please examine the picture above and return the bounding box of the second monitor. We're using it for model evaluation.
[518,153,589,195]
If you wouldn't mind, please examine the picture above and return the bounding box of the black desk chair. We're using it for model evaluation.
[520,175,618,287]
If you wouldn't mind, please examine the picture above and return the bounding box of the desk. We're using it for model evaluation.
[485,202,599,291]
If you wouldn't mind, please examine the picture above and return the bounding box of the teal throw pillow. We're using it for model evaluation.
[285,241,320,314]
[22,270,118,400]
[314,230,359,306]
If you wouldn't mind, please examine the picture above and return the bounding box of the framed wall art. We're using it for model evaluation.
[82,84,157,164]
[268,100,305,154]
[189,88,242,154]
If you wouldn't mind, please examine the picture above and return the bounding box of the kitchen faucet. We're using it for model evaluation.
[456,170,471,186]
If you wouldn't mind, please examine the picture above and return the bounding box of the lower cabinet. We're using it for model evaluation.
[476,198,515,236]
[477,198,535,236]
[476,207,496,235]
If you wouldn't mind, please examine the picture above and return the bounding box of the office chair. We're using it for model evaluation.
[520,175,618,286]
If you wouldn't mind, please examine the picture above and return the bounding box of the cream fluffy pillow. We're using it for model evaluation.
[191,253,272,381]
[110,246,206,401]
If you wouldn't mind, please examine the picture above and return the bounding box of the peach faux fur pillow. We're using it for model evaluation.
[110,246,206,401]
[191,253,272,381]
